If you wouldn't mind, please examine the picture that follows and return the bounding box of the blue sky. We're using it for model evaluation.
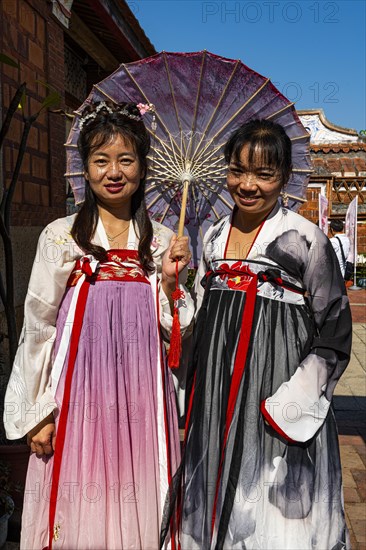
[128,0,365,132]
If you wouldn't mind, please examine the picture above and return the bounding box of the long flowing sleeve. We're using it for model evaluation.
[261,227,352,443]
[4,218,79,439]
[152,222,194,339]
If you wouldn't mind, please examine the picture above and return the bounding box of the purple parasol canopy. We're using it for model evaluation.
[65,50,313,267]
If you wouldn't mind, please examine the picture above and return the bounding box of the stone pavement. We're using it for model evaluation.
[334,288,366,549]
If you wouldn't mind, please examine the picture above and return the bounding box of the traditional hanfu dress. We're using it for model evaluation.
[162,203,352,550]
[4,215,194,550]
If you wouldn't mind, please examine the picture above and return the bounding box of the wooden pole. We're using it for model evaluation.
[177,179,190,237]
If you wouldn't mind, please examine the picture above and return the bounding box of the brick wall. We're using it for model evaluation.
[357,223,366,255]
[299,186,366,255]
[298,186,322,224]
[1,0,66,226]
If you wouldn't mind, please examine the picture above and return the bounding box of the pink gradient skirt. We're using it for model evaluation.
[21,279,180,549]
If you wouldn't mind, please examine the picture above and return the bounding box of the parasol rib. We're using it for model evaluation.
[195,184,221,220]
[191,184,205,241]
[292,168,314,173]
[265,102,295,121]
[195,179,233,210]
[192,164,227,179]
[145,180,177,195]
[191,141,228,175]
[185,50,207,160]
[65,51,313,258]
[147,149,182,179]
[158,199,176,224]
[93,84,181,159]
[190,59,240,162]
[192,78,271,166]
[92,84,119,104]
[147,184,179,210]
[168,133,185,174]
[286,193,306,203]
[163,52,185,155]
[115,65,183,155]
[291,134,311,142]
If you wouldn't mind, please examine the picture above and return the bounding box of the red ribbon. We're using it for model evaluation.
[45,261,92,550]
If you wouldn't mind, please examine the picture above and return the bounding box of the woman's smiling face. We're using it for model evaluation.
[85,133,142,209]
[227,143,283,219]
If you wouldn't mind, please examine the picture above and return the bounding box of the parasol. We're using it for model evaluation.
[65,50,313,267]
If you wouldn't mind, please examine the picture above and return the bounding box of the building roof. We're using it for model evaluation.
[298,109,361,145]
[311,154,366,177]
[71,0,156,65]
[311,143,366,154]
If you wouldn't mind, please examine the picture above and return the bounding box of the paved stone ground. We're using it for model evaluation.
[335,287,366,549]
[4,291,366,550]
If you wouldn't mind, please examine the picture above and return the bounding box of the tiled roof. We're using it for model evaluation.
[311,143,366,153]
[310,144,366,177]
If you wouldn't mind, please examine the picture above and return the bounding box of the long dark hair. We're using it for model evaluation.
[71,101,154,272]
[224,119,292,186]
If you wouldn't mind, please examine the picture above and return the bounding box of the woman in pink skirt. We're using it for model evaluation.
[4,101,194,549]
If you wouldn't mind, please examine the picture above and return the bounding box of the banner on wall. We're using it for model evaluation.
[318,194,329,234]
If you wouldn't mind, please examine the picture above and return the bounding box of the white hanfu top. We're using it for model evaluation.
[4,214,194,439]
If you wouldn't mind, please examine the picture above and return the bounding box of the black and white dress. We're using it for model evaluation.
[162,203,352,550]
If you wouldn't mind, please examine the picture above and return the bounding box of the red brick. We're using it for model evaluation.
[8,24,20,51]
[2,83,10,108]
[37,79,48,99]
[20,63,37,94]
[38,129,48,154]
[2,61,19,82]
[352,470,366,501]
[5,83,23,109]
[23,181,40,205]
[4,146,13,172]
[340,436,365,446]
[32,156,47,180]
[30,98,45,123]
[29,39,44,70]
[40,185,50,206]
[344,487,362,503]
[352,519,366,543]
[12,180,23,204]
[19,0,35,35]
[36,14,46,45]
[28,126,38,149]
[2,20,18,53]
[20,152,31,175]
[6,116,23,143]
[17,32,28,59]
[2,0,18,18]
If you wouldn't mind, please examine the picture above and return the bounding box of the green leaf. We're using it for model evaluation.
[0,53,19,68]
[19,89,26,111]
[40,91,61,110]
[36,80,56,93]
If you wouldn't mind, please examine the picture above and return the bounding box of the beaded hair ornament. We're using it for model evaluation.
[78,101,156,131]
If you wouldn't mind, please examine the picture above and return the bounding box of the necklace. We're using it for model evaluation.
[105,223,129,241]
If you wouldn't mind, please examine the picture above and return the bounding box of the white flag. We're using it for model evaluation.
[345,196,358,264]
[318,195,329,234]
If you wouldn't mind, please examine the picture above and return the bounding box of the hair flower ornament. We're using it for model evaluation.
[137,103,157,131]
[137,103,155,116]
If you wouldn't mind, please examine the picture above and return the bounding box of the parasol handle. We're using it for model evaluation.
[177,179,190,237]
